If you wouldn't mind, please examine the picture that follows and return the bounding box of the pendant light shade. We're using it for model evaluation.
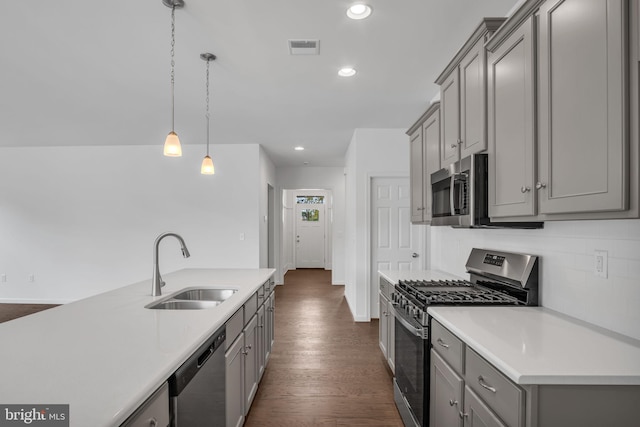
[163,0,184,157]
[200,52,216,175]
[164,131,182,156]
[201,155,214,174]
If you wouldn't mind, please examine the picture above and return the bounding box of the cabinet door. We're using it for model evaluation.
[378,294,389,359]
[487,16,536,218]
[257,304,266,381]
[265,294,274,364]
[441,68,461,166]
[423,108,440,221]
[460,38,487,158]
[430,350,464,427]
[226,334,245,427]
[410,127,425,223]
[387,300,395,374]
[243,314,259,415]
[537,0,627,214]
[463,386,507,427]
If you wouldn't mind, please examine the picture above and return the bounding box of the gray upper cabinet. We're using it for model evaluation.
[487,17,536,218]
[486,0,638,221]
[436,18,506,168]
[407,102,441,224]
[537,0,627,214]
[409,124,425,223]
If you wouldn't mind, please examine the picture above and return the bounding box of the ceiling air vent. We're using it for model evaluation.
[288,39,320,55]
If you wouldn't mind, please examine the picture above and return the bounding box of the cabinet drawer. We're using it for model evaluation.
[465,348,524,427]
[256,283,266,307]
[225,307,244,349]
[431,320,464,373]
[121,382,169,427]
[379,277,393,300]
[244,291,258,321]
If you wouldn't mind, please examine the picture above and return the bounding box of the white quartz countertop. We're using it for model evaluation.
[428,306,640,385]
[0,268,275,427]
[378,269,463,284]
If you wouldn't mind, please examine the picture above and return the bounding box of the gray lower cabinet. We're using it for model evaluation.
[225,279,275,427]
[378,276,395,373]
[487,0,638,221]
[463,386,507,427]
[431,319,640,427]
[243,313,259,416]
[430,350,463,427]
[121,382,170,427]
[226,333,245,427]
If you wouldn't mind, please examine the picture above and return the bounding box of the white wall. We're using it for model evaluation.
[259,146,276,268]
[0,144,263,303]
[344,129,410,321]
[275,166,345,285]
[430,220,640,340]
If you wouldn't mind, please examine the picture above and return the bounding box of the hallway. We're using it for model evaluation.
[244,268,403,426]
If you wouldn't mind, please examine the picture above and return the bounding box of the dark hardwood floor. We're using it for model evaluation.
[0,303,59,323]
[245,268,403,427]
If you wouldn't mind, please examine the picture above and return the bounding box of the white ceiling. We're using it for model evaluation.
[1,0,519,167]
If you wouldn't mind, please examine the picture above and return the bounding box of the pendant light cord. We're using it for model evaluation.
[206,58,210,156]
[170,5,176,132]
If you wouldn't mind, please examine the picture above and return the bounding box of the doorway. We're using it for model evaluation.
[295,197,326,268]
[370,177,423,317]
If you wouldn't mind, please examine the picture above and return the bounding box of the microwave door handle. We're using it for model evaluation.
[450,174,457,215]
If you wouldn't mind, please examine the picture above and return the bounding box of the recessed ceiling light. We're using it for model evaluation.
[338,67,357,77]
[347,4,372,20]
[294,146,305,151]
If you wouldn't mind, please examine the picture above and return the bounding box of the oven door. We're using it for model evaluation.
[393,309,429,427]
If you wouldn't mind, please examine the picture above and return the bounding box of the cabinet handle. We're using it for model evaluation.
[520,186,530,193]
[148,418,158,427]
[450,144,457,149]
[449,399,458,407]
[436,338,449,348]
[459,411,468,419]
[457,139,463,145]
[535,182,547,190]
[478,375,497,393]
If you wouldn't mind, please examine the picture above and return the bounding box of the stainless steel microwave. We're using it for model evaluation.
[431,154,542,228]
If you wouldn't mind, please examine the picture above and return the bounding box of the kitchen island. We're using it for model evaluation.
[0,268,275,427]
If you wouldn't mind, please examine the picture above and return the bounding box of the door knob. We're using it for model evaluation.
[412,253,419,258]
[536,182,547,190]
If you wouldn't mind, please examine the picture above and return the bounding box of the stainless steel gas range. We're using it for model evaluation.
[391,248,539,427]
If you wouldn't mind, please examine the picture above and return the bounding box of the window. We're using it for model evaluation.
[296,196,325,204]
[301,209,320,221]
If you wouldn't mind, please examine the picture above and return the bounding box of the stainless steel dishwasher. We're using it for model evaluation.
[169,326,226,426]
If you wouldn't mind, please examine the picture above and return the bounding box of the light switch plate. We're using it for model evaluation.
[594,250,608,278]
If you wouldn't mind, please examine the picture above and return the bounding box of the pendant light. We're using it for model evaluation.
[200,53,216,175]
[163,0,184,157]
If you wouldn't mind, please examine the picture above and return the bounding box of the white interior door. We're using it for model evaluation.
[295,203,325,268]
[371,177,422,317]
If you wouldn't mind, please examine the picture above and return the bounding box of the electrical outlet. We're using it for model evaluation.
[1,274,6,283]
[239,233,245,241]
[594,250,608,279]
[28,274,35,283]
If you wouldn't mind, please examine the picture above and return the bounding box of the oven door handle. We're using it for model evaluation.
[392,307,425,337]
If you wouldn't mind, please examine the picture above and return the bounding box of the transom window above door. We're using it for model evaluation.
[296,196,325,204]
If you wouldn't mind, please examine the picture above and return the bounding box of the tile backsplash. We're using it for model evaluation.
[429,219,640,340]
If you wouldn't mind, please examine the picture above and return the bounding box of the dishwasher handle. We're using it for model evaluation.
[170,327,226,396]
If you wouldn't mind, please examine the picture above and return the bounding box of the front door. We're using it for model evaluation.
[371,177,422,317]
[295,200,325,268]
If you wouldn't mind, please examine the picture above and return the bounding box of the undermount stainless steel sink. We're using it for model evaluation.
[172,288,237,302]
[146,287,238,310]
